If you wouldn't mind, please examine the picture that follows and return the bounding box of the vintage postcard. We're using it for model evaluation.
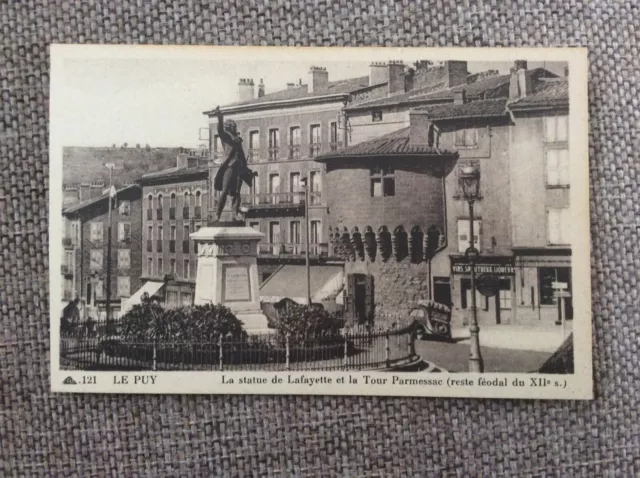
[49,45,592,399]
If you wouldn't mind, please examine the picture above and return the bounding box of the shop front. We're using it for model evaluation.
[449,255,516,327]
[512,248,573,325]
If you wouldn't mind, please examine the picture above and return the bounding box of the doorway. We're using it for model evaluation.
[433,277,452,307]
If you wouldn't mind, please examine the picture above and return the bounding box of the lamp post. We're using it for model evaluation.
[300,177,311,305]
[459,164,484,373]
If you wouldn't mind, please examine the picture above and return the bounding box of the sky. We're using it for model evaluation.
[57,55,566,148]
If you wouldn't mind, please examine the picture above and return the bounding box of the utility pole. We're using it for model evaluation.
[105,163,115,333]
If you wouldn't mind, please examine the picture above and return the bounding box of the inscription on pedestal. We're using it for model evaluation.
[223,265,251,302]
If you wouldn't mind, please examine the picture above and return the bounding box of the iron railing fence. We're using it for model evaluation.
[59,319,417,372]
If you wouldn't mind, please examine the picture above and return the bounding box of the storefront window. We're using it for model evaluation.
[539,267,571,305]
[460,278,488,311]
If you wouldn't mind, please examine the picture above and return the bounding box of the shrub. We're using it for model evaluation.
[119,298,246,341]
[272,303,343,344]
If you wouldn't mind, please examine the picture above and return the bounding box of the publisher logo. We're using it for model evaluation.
[63,376,77,385]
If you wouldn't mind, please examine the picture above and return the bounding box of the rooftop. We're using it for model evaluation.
[414,98,509,121]
[508,78,569,109]
[63,184,140,215]
[346,68,553,111]
[207,76,370,114]
[315,127,457,162]
[139,165,208,183]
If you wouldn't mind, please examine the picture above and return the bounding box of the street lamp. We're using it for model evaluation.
[300,177,311,306]
[459,164,484,373]
[105,162,116,335]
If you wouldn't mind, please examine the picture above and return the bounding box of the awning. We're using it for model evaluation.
[259,265,344,304]
[120,280,165,316]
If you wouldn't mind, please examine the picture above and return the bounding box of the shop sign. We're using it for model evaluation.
[451,256,515,275]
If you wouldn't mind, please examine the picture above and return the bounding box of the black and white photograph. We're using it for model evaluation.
[49,45,591,398]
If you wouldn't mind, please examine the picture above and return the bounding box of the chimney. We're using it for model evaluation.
[308,66,328,93]
[90,183,104,199]
[369,62,389,86]
[509,61,532,99]
[63,186,80,205]
[445,61,468,88]
[409,112,432,146]
[387,61,405,95]
[286,83,296,90]
[79,183,90,201]
[237,78,255,102]
[257,78,265,97]
[176,153,188,169]
[453,90,466,105]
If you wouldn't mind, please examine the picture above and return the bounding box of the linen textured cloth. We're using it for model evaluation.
[1,1,638,476]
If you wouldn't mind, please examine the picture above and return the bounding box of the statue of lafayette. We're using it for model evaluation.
[212,106,255,222]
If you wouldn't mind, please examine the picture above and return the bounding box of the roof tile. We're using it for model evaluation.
[414,98,508,120]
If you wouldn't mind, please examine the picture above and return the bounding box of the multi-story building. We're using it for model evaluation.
[318,61,571,328]
[62,184,143,320]
[134,150,210,308]
[345,60,556,146]
[204,67,379,282]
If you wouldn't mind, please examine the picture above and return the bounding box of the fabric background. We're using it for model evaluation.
[1,1,638,476]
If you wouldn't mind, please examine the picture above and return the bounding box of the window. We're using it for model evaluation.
[457,219,482,253]
[90,222,103,242]
[499,289,512,310]
[158,258,163,274]
[167,290,178,306]
[183,191,191,218]
[310,171,322,204]
[157,194,164,217]
[290,221,301,253]
[249,130,259,162]
[370,166,395,197]
[269,173,280,204]
[183,224,191,253]
[117,276,130,297]
[249,221,260,231]
[372,110,383,122]
[289,126,301,159]
[147,257,153,275]
[454,128,478,147]
[252,172,260,199]
[290,172,301,204]
[546,148,570,186]
[213,134,222,159]
[268,128,279,161]
[310,220,321,243]
[183,259,190,278]
[70,221,80,244]
[158,225,164,240]
[170,225,176,240]
[118,249,130,269]
[544,115,568,143]
[547,208,571,245]
[170,193,177,219]
[95,279,104,300]
[330,121,340,150]
[118,200,131,215]
[309,125,321,157]
[170,259,176,274]
[269,221,281,245]
[90,249,103,270]
[539,267,572,308]
[195,191,202,207]
[118,222,131,242]
[146,194,153,210]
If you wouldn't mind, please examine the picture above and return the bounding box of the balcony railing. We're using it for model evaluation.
[288,145,300,160]
[309,143,321,158]
[247,149,259,163]
[268,147,279,161]
[329,141,341,152]
[257,242,329,257]
[240,192,307,208]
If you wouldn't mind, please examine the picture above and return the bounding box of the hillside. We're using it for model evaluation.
[62,146,188,187]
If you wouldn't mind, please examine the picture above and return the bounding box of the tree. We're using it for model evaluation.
[136,143,141,149]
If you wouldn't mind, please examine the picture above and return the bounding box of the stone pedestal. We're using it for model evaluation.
[191,222,273,334]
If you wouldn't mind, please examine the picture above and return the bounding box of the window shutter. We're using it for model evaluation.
[546,150,559,185]
[364,274,374,322]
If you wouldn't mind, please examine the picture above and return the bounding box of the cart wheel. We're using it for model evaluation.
[433,322,449,336]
